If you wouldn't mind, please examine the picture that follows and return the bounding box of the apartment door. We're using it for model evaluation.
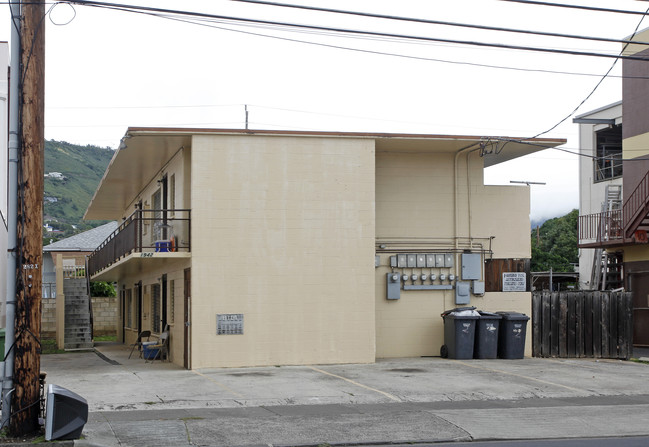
[137,281,143,333]
[628,268,649,346]
[161,274,168,331]
[184,268,191,369]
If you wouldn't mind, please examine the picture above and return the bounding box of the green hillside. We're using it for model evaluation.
[43,140,114,238]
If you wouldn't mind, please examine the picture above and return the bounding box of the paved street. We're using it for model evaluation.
[36,343,649,446]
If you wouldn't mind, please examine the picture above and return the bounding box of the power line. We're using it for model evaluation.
[228,0,649,47]
[67,1,649,61]
[496,0,649,15]
[131,11,649,79]
[529,3,649,139]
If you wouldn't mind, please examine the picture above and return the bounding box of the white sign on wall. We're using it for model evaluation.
[502,272,526,292]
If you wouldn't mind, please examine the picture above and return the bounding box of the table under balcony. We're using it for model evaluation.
[88,209,191,281]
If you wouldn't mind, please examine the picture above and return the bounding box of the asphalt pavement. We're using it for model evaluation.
[32,343,649,446]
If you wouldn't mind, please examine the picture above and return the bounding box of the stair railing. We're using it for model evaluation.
[623,169,649,238]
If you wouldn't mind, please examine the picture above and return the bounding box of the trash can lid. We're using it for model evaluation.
[496,311,530,321]
[441,306,476,317]
[477,311,501,319]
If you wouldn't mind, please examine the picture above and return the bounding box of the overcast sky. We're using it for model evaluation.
[1,0,646,221]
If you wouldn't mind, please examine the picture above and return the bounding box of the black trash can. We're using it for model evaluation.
[440,307,479,359]
[496,311,530,359]
[474,311,501,359]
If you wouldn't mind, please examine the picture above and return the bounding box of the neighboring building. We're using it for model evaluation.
[578,29,649,347]
[42,221,119,297]
[42,221,119,348]
[85,128,564,369]
[574,102,623,290]
[0,42,9,329]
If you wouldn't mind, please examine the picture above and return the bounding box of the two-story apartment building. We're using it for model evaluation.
[85,129,564,368]
[578,29,649,347]
[574,102,623,291]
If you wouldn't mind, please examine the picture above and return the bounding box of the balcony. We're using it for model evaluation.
[88,209,191,278]
[579,169,649,248]
[578,210,626,248]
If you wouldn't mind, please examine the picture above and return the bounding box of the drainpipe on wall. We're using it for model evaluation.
[2,0,21,429]
[454,142,481,253]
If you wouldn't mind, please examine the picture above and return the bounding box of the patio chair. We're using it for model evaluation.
[145,331,169,363]
[128,330,151,359]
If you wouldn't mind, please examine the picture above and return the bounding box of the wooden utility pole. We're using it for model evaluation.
[10,0,45,436]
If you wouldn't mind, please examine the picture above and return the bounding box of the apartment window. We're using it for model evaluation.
[594,124,622,182]
[151,283,161,333]
[126,288,133,329]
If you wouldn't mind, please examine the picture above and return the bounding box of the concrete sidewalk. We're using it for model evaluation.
[37,343,649,446]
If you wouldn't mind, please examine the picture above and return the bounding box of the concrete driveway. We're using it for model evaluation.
[37,343,649,446]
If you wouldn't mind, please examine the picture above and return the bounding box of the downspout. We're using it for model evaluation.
[466,150,473,247]
[2,0,21,429]
[454,142,481,251]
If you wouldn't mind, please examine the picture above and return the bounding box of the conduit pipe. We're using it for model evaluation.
[453,142,481,252]
[2,0,21,429]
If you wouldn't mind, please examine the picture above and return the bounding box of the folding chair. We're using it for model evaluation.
[128,330,151,359]
[145,331,169,363]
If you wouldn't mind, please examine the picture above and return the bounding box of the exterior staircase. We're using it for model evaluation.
[591,185,623,290]
[624,171,649,238]
[63,278,93,350]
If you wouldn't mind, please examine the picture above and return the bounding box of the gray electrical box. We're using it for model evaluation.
[407,254,417,268]
[390,256,398,268]
[472,280,485,296]
[375,255,380,267]
[455,281,471,305]
[386,273,401,300]
[426,254,435,268]
[435,254,445,267]
[461,253,481,280]
[444,254,454,268]
[417,254,426,268]
[397,254,407,268]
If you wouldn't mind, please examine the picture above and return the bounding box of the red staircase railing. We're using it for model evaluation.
[623,170,649,238]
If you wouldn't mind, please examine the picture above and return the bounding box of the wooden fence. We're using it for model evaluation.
[532,291,633,360]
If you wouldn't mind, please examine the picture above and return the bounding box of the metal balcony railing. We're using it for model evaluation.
[623,170,649,239]
[88,209,191,277]
[578,210,623,244]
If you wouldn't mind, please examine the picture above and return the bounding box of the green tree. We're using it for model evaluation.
[90,281,116,297]
[531,209,578,272]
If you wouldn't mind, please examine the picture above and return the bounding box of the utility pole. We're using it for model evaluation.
[10,0,45,436]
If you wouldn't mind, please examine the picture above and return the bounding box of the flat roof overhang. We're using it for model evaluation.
[90,252,191,282]
[84,127,566,220]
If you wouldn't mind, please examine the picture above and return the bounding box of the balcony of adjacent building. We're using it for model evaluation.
[88,209,191,281]
[579,172,649,249]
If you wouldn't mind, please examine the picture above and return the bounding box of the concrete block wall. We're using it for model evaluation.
[41,296,117,338]
[91,296,118,336]
[41,297,57,337]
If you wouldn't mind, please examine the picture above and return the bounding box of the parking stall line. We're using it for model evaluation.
[454,360,589,393]
[308,366,402,402]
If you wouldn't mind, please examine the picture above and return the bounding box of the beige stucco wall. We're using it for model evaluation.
[375,150,532,358]
[623,133,649,160]
[190,134,376,368]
